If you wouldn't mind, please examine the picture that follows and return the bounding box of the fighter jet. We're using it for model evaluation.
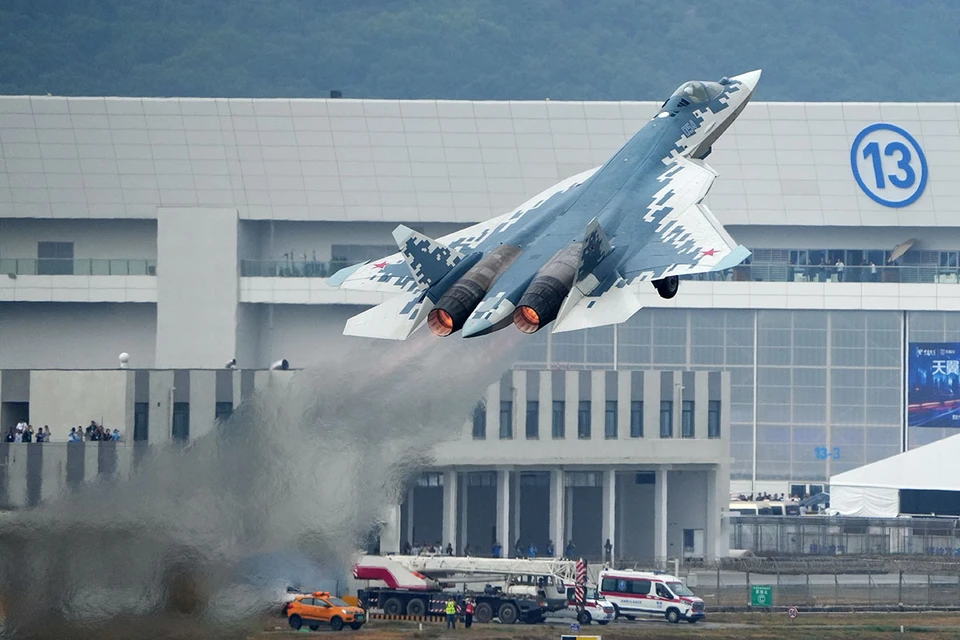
[329,71,760,340]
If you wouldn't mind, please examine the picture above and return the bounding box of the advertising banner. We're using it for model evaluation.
[907,343,960,427]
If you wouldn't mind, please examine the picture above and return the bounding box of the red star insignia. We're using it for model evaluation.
[701,248,717,257]
[373,260,388,269]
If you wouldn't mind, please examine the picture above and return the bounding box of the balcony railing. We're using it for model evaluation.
[238,259,960,285]
[687,263,960,284]
[0,258,157,276]
[240,259,351,278]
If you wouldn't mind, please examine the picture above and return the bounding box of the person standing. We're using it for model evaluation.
[464,598,474,628]
[445,597,457,629]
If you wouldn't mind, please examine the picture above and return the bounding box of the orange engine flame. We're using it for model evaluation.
[513,306,541,334]
[428,309,455,337]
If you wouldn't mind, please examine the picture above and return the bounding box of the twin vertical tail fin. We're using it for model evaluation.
[392,225,464,291]
[343,226,461,340]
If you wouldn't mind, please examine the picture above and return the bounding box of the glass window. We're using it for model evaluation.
[472,402,486,439]
[500,401,513,439]
[630,401,643,438]
[37,241,74,275]
[172,402,190,441]
[215,401,233,422]
[681,400,695,438]
[526,401,539,439]
[133,402,149,441]
[630,579,652,595]
[578,401,591,439]
[552,401,565,438]
[660,401,673,438]
[604,400,617,438]
[708,400,721,438]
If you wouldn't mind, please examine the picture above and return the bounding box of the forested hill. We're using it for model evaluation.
[1,0,956,101]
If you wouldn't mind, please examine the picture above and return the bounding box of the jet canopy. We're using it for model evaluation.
[669,81,724,104]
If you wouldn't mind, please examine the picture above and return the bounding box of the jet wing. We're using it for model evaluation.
[328,168,599,295]
[553,158,749,334]
[619,156,750,282]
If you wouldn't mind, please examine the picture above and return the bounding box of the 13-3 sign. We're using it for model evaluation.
[851,123,928,208]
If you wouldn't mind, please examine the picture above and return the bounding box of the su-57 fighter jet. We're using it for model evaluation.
[329,70,761,340]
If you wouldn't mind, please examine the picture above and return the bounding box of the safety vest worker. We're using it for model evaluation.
[445,600,456,614]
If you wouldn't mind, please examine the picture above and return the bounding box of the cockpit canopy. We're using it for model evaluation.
[669,81,725,104]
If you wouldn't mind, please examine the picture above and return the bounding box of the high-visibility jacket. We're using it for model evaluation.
[446,601,457,614]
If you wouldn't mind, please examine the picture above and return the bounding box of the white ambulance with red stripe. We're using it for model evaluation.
[598,569,705,623]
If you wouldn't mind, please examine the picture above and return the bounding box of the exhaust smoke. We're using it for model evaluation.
[0,328,523,639]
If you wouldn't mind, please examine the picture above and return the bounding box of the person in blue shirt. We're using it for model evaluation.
[492,541,502,558]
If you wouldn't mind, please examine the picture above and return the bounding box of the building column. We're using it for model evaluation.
[512,472,521,549]
[564,485,574,553]
[443,470,458,552]
[496,468,510,556]
[602,469,616,566]
[549,468,564,557]
[380,504,401,554]
[459,474,469,554]
[405,487,415,547]
[654,468,668,564]
[705,467,718,562]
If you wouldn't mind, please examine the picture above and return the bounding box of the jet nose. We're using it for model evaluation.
[730,69,762,94]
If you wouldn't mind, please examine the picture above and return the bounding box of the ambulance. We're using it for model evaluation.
[598,568,705,623]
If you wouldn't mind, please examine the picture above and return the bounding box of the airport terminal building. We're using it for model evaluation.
[1,93,959,561]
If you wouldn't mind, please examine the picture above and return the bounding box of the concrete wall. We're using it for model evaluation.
[28,370,133,437]
[619,474,656,561]
[666,469,708,560]
[155,207,238,368]
[259,304,372,369]
[2,95,957,227]
[0,302,157,369]
[0,219,157,260]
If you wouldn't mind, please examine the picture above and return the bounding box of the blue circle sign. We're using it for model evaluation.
[618,579,627,591]
[851,123,927,208]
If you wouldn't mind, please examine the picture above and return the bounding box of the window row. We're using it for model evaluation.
[472,400,721,440]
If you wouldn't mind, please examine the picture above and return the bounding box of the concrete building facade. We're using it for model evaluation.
[1,94,959,532]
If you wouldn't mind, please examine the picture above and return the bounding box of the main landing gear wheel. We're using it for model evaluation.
[654,275,679,299]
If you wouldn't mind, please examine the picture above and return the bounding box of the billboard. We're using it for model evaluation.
[908,343,960,427]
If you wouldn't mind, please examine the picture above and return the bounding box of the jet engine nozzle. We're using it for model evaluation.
[513,243,582,334]
[428,245,523,337]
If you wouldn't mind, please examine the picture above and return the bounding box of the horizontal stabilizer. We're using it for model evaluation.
[393,225,464,291]
[343,293,434,340]
[552,276,643,333]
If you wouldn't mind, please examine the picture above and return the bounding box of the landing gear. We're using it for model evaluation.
[653,275,679,299]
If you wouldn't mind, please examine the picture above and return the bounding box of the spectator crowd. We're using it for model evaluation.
[4,420,120,443]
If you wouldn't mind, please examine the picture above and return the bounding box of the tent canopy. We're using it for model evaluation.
[829,431,960,517]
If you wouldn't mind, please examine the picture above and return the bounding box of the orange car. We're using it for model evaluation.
[286,591,366,631]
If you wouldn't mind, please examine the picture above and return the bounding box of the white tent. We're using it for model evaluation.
[830,432,960,518]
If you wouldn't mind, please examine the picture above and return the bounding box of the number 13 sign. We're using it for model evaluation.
[851,123,928,208]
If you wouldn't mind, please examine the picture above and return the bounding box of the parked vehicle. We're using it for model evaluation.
[598,569,704,624]
[285,591,366,631]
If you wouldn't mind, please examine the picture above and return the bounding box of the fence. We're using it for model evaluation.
[609,556,960,610]
[730,515,960,557]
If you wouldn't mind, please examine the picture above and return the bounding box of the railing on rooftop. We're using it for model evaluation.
[689,263,960,283]
[0,258,157,276]
[237,259,960,284]
[240,259,351,278]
